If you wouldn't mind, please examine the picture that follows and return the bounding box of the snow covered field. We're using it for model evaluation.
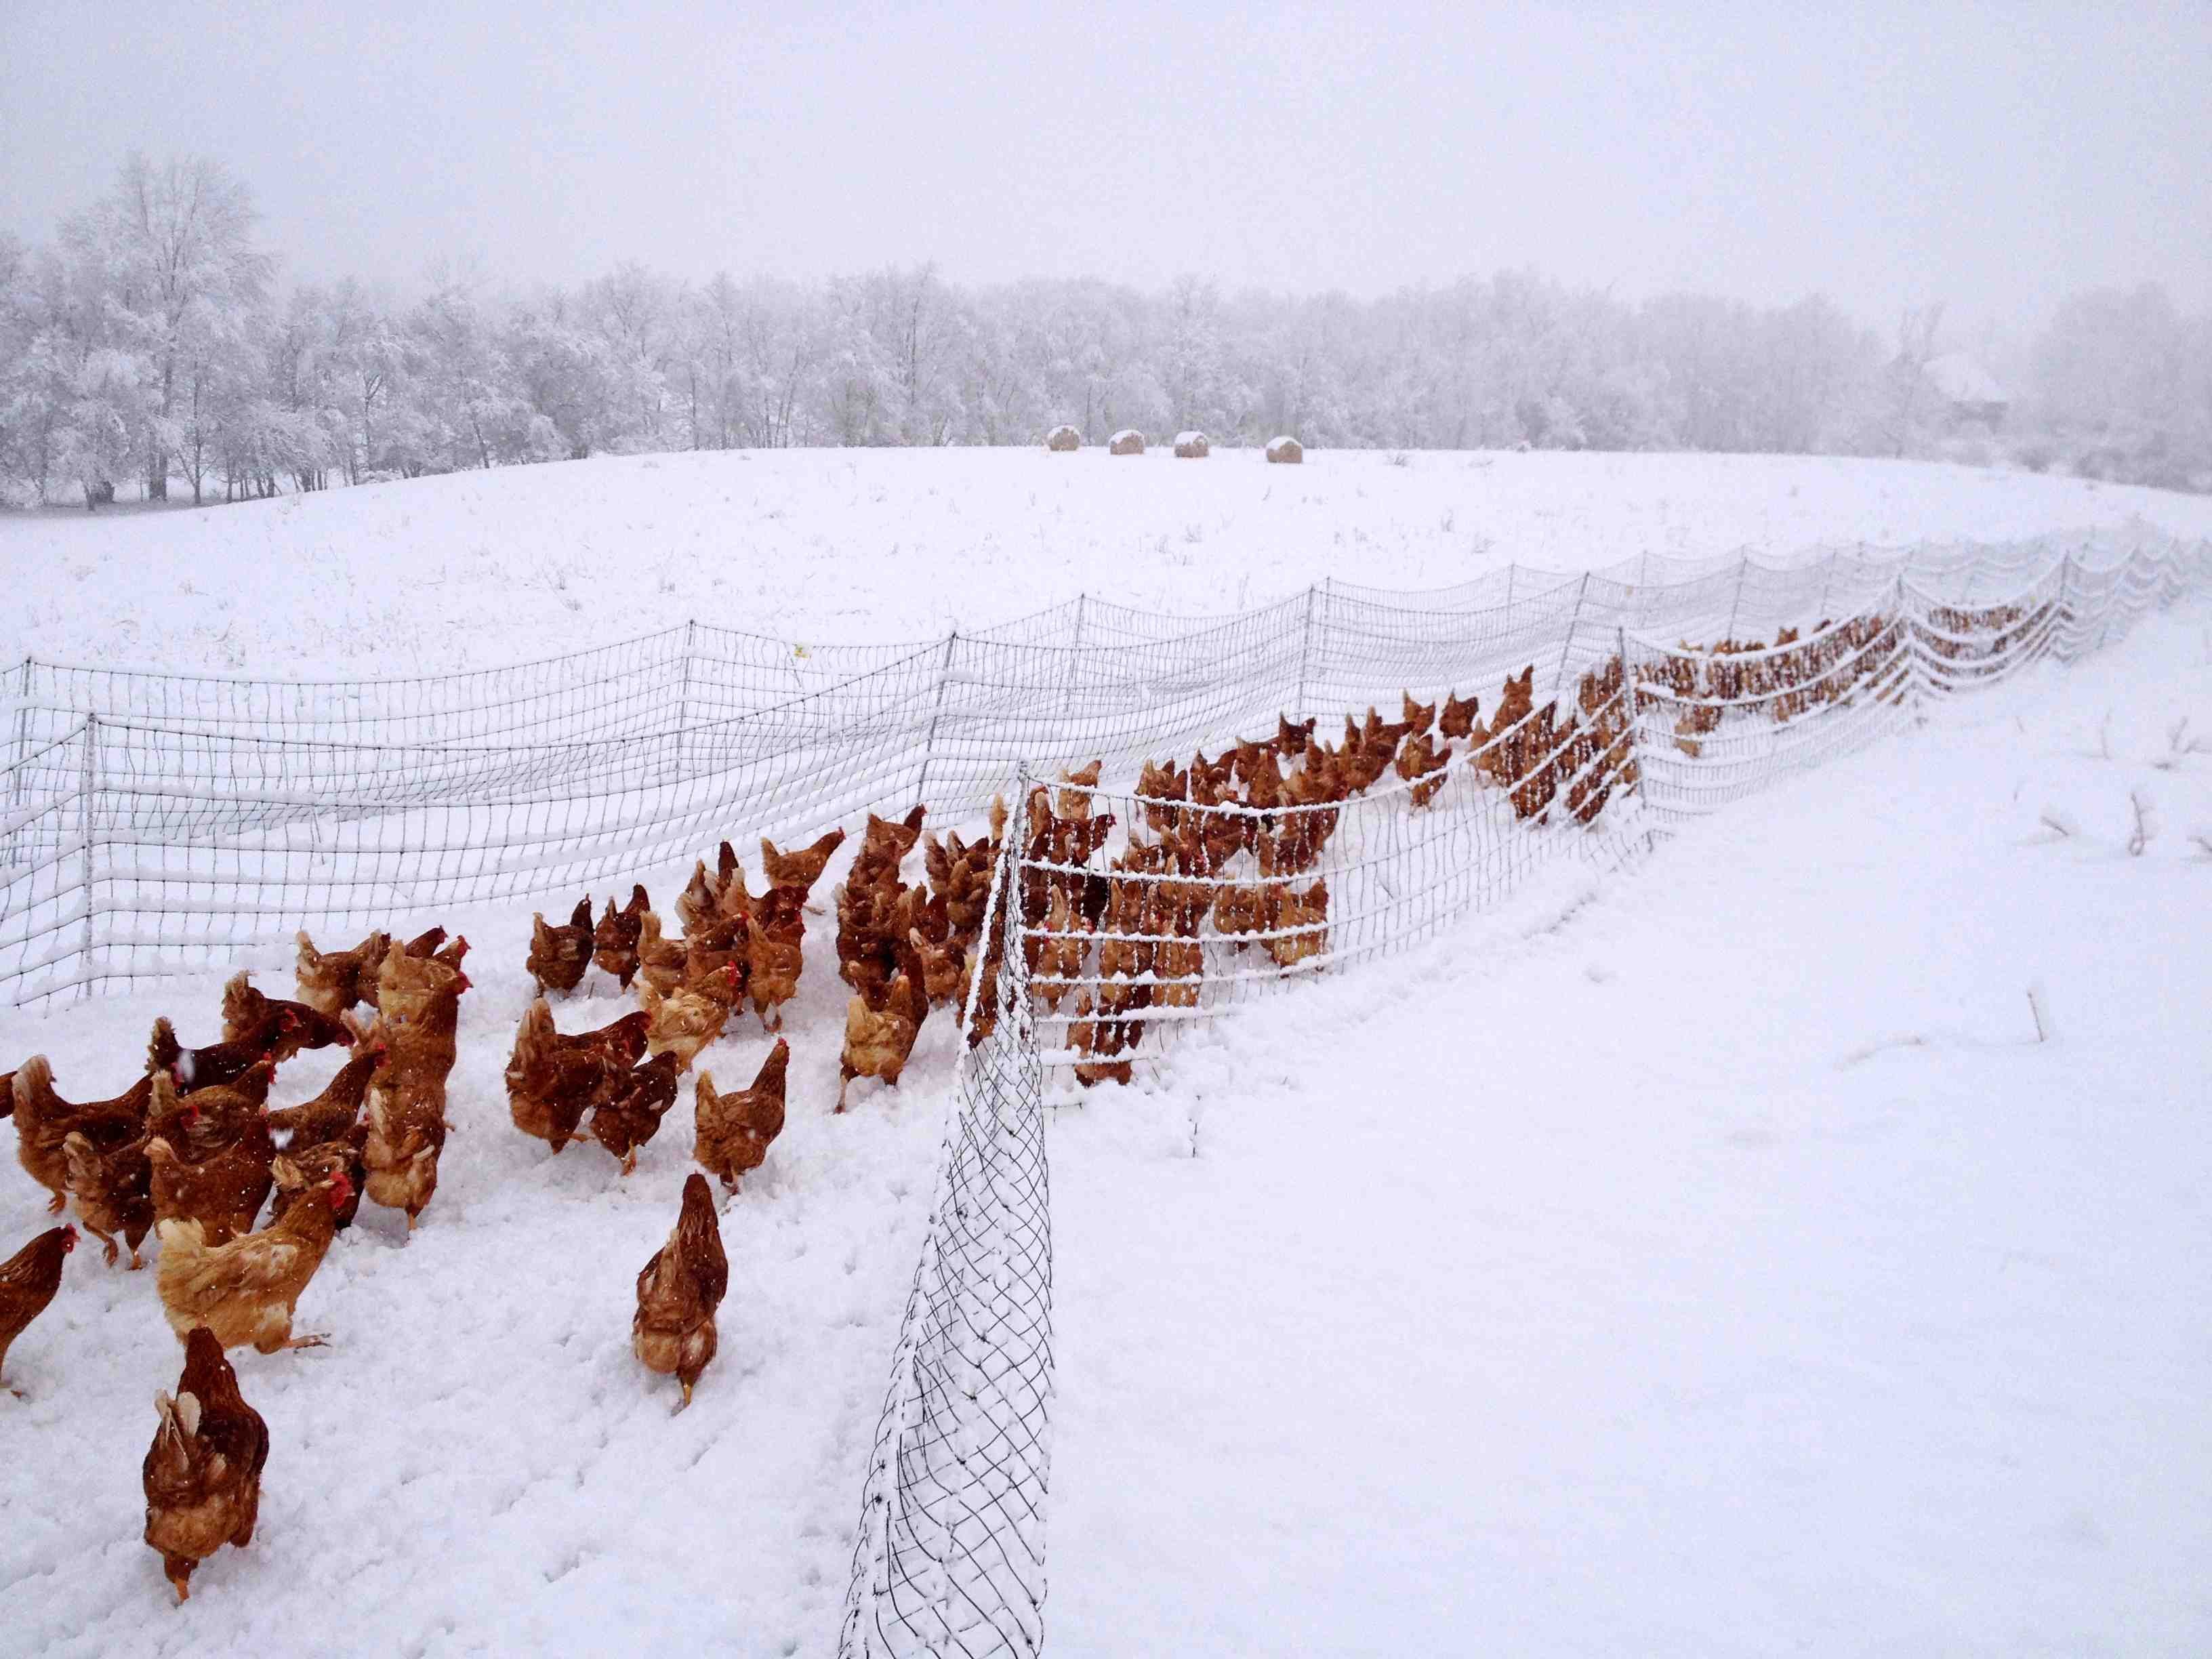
[3,451,2209,1657]
[3,449,2210,676]
[1048,598,2212,1657]
[0,834,973,1659]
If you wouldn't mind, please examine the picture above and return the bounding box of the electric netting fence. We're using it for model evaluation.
[6,531,2203,1008]
[1,530,2206,1656]
[830,532,2207,1658]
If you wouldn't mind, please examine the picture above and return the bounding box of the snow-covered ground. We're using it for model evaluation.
[1047,596,2212,1657]
[3,449,2209,676]
[3,452,2209,1656]
[0,832,973,1659]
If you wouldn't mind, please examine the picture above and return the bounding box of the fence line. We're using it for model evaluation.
[3,529,2207,1006]
[834,529,2208,1657]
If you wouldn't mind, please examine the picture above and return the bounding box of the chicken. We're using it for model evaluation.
[1027,885,1092,1010]
[1068,993,1139,1089]
[694,1039,788,1192]
[907,927,966,1009]
[1056,760,1103,820]
[293,928,392,1019]
[1393,729,1454,809]
[12,1055,150,1214]
[745,905,806,1033]
[1149,890,1206,1014]
[375,939,470,1045]
[1135,759,1190,836]
[1212,882,1269,951]
[527,897,596,996]
[1264,879,1331,970]
[836,865,916,1002]
[1233,739,1286,813]
[61,1129,155,1267]
[675,849,731,939]
[154,1166,352,1353]
[760,828,846,900]
[401,925,458,961]
[1402,691,1438,735]
[1477,665,1538,779]
[220,972,359,1065]
[148,1010,327,1094]
[1439,690,1481,741]
[634,911,691,1001]
[0,1225,75,1392]
[680,922,750,1008]
[361,945,466,1229]
[142,1326,270,1602]
[506,1000,651,1155]
[268,1131,369,1232]
[837,970,927,1111]
[264,1042,383,1149]
[924,830,998,950]
[863,804,928,867]
[632,1172,729,1410]
[588,1051,684,1175]
[638,969,739,1071]
[593,884,651,991]
[144,1071,278,1250]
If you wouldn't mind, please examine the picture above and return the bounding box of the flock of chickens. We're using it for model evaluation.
[0,808,1015,1605]
[1024,656,1648,1084]
[0,645,1698,1607]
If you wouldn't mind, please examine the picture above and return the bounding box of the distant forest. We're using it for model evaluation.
[4,154,2207,508]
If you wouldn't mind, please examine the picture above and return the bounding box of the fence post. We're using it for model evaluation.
[1553,571,1591,694]
[1294,586,1320,716]
[1615,623,1648,813]
[914,630,960,805]
[2054,552,2077,660]
[2093,545,2118,655]
[668,619,698,781]
[77,716,97,998]
[1060,593,1087,722]
[1894,575,1927,718]
[9,656,29,797]
[1723,553,1750,641]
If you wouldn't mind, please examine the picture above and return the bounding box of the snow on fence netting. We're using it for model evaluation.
[5,531,2205,1005]
[835,535,2207,1656]
[1,532,2207,1658]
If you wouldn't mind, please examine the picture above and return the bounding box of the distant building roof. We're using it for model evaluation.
[1923,352,2008,407]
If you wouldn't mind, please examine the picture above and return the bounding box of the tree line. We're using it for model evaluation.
[3,153,2207,508]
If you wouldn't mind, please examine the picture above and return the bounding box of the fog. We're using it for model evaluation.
[3,1,2207,326]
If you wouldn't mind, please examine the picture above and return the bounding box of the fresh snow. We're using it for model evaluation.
[2,449,2209,678]
[2,451,2209,1656]
[0,833,967,1659]
[1046,596,2212,1657]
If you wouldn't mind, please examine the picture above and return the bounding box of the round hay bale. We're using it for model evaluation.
[1109,429,1145,456]
[1045,424,1082,452]
[1173,431,1210,458]
[1265,435,1303,465]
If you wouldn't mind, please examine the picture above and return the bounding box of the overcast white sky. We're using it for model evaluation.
[2,1,2206,327]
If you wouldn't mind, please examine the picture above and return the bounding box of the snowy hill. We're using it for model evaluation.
[1049,600,2212,1655]
[1,449,2207,1656]
[3,448,2209,677]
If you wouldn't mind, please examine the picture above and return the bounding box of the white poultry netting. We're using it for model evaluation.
[1,529,2206,1658]
[836,531,2209,1658]
[5,531,2203,1007]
